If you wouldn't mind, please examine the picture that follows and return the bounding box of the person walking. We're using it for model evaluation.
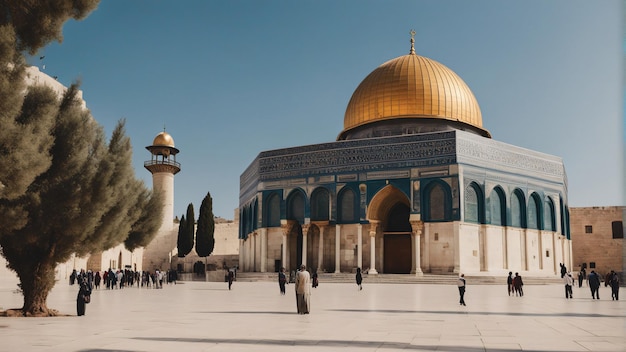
[513,272,524,296]
[227,269,234,290]
[588,270,601,299]
[312,271,319,288]
[457,274,466,306]
[564,272,573,299]
[356,267,363,291]
[560,263,567,278]
[76,277,92,316]
[295,264,311,314]
[507,272,513,296]
[608,270,620,300]
[278,267,287,295]
[578,267,586,288]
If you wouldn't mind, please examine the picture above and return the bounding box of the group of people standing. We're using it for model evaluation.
[587,269,620,300]
[71,267,178,316]
[506,272,524,297]
[558,262,620,301]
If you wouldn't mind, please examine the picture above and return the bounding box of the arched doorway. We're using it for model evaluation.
[383,202,412,273]
[367,185,413,274]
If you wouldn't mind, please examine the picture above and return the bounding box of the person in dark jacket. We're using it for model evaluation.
[588,270,601,299]
[608,270,620,300]
[356,267,363,291]
[227,270,234,290]
[76,277,92,316]
[578,267,586,288]
[278,267,286,295]
[513,272,524,297]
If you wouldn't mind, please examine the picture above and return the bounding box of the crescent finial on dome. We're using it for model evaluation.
[410,29,416,54]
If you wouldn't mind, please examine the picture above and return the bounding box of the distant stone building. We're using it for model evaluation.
[570,206,624,279]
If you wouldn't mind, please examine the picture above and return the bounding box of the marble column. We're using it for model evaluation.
[410,220,424,276]
[281,221,292,271]
[368,221,378,274]
[317,226,325,273]
[357,224,363,270]
[335,224,341,273]
[301,224,310,267]
[239,238,244,271]
[260,228,267,273]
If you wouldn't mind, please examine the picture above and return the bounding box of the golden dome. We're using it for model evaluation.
[152,132,175,147]
[341,52,490,139]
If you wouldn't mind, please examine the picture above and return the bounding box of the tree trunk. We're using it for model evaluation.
[16,261,58,316]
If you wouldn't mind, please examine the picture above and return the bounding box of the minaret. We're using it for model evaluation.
[144,131,180,232]
[142,131,180,271]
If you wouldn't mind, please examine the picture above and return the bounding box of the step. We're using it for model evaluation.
[232,272,563,285]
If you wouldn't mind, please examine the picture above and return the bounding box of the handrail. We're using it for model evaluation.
[144,160,181,168]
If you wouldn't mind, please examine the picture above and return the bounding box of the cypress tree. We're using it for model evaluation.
[195,192,215,258]
[177,215,186,257]
[184,203,195,256]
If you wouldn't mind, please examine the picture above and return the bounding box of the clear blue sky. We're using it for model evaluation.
[28,0,623,219]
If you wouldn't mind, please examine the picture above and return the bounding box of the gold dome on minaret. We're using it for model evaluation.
[152,131,176,148]
[339,31,490,140]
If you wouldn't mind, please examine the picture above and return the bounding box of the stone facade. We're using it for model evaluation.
[238,130,571,276]
[570,206,624,278]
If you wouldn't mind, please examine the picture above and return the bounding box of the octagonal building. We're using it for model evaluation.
[238,36,571,277]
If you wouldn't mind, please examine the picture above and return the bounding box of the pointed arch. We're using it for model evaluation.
[367,184,410,222]
[310,187,330,221]
[511,189,526,228]
[527,192,542,230]
[488,186,506,226]
[264,192,281,227]
[338,186,358,223]
[423,180,452,222]
[464,181,484,224]
[544,196,556,231]
[286,189,306,224]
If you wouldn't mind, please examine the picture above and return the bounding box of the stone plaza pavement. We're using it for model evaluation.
[0,276,624,352]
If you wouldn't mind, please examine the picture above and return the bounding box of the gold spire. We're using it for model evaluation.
[409,29,416,55]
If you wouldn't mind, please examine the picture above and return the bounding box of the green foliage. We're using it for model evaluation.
[124,187,164,251]
[0,0,163,315]
[176,203,196,258]
[0,0,101,54]
[177,214,186,257]
[183,203,195,255]
[195,192,215,257]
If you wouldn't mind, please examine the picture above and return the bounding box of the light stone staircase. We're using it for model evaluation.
[234,272,563,285]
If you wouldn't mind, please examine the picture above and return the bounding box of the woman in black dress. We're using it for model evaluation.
[356,267,363,290]
[76,278,91,316]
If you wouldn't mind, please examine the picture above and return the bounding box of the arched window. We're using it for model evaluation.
[286,190,305,223]
[511,190,526,228]
[338,187,357,223]
[464,182,484,224]
[564,205,571,239]
[488,187,506,226]
[544,197,555,231]
[527,193,542,230]
[423,180,451,221]
[266,193,281,227]
[560,195,568,237]
[310,187,330,221]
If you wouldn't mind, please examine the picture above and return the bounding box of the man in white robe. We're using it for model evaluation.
[295,264,311,314]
